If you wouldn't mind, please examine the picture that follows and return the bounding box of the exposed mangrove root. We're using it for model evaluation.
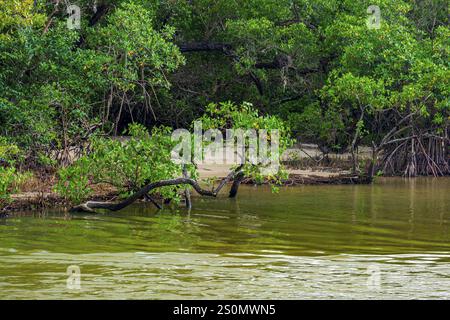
[379,135,449,177]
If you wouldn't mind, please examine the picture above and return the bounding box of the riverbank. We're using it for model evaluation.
[1,143,376,213]
[198,163,370,185]
[2,163,370,214]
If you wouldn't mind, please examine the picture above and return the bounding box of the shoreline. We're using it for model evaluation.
[3,166,371,214]
[1,143,376,213]
[3,172,449,214]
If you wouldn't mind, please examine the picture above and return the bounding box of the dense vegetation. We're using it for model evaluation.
[0,0,448,208]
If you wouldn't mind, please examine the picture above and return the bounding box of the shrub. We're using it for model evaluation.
[198,101,293,186]
[56,124,193,204]
[0,139,29,208]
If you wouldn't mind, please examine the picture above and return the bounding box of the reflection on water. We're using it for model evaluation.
[0,178,449,299]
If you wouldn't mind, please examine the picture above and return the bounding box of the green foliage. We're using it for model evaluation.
[87,2,185,91]
[0,137,23,164]
[0,22,105,155]
[198,101,293,185]
[0,0,46,38]
[55,157,93,204]
[56,124,191,204]
[0,138,29,207]
[0,167,19,207]
[0,1,185,165]
[0,0,448,179]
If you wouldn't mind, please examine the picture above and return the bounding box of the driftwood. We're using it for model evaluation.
[71,166,244,213]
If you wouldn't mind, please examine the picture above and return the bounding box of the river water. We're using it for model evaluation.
[0,178,449,299]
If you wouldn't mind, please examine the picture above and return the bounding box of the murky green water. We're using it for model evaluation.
[0,178,449,299]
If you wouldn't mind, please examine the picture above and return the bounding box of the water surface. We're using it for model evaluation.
[0,178,449,299]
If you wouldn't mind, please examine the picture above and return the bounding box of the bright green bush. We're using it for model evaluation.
[55,124,194,204]
[0,167,18,207]
[198,101,294,188]
[0,138,29,208]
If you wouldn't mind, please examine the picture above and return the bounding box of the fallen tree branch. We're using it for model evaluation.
[70,165,245,213]
[70,178,216,212]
